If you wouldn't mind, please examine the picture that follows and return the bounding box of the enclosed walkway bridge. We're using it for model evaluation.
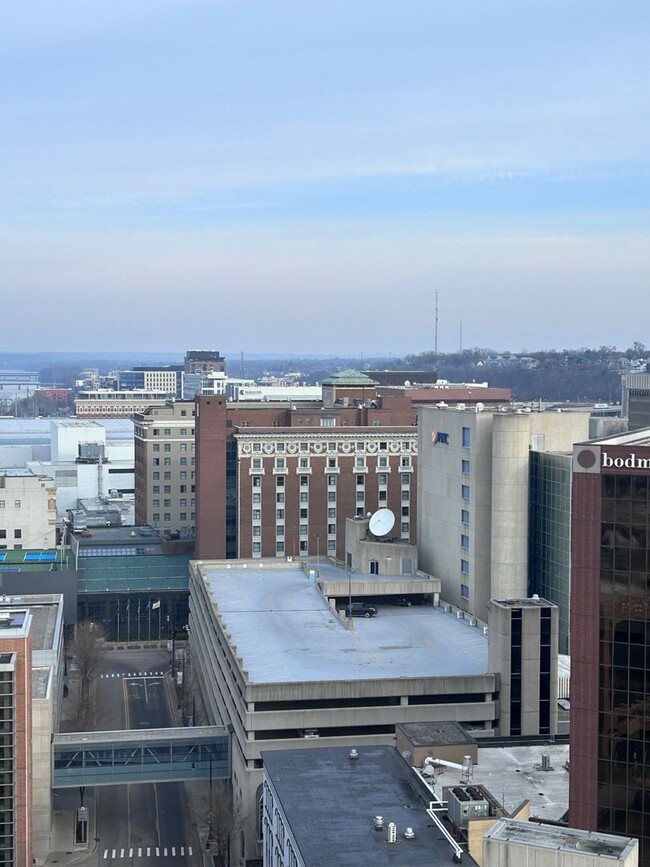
[53,725,231,787]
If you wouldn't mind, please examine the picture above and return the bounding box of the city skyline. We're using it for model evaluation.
[2,0,649,354]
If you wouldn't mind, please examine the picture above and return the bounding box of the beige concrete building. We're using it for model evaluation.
[75,390,171,418]
[189,557,498,864]
[133,402,196,537]
[417,407,590,621]
[0,469,57,551]
[483,819,638,867]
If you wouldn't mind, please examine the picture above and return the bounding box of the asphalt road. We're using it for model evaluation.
[93,650,199,867]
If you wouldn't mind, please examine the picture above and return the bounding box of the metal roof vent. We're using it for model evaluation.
[387,823,397,843]
[349,749,359,760]
[0,612,12,628]
[404,827,415,839]
[373,816,383,831]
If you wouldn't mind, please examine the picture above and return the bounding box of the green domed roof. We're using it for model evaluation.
[321,369,378,386]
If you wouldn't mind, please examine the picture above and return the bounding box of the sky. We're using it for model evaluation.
[1,0,649,356]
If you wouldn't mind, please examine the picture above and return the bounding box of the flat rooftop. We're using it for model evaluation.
[198,562,488,684]
[485,817,637,859]
[587,428,650,447]
[263,746,479,867]
[436,743,571,821]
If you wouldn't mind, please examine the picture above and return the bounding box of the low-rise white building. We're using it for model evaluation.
[0,469,57,550]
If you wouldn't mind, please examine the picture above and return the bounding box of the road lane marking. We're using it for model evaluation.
[111,850,116,859]
[147,848,151,857]
[188,847,193,855]
[156,848,160,857]
[154,783,161,848]
[103,850,108,859]
[171,847,176,856]
[163,848,168,857]
[138,848,142,857]
[129,849,133,858]
[120,849,124,858]
[180,847,184,856]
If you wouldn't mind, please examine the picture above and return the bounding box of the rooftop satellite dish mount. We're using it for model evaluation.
[368,508,395,537]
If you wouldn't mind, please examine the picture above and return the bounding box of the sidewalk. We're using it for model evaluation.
[44,788,96,866]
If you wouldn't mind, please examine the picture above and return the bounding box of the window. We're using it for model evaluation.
[327,457,337,468]
[461,485,470,500]
[252,458,261,470]
[180,512,187,521]
[164,458,171,466]
[401,490,410,501]
[252,476,261,487]
[462,459,470,475]
[164,499,171,508]
[327,442,337,452]
[153,472,160,480]
[153,429,160,436]
[153,443,160,452]
[153,513,160,522]
[276,476,285,487]
[461,534,469,550]
[180,428,187,436]
[401,506,409,516]
[299,475,309,487]
[356,474,365,487]
[253,526,261,536]
[461,509,470,525]
[462,426,471,448]
[328,491,336,502]
[299,457,309,469]
[321,417,336,427]
[401,456,410,467]
[0,501,4,508]
[300,508,308,518]
[180,498,187,507]
[252,442,261,452]
[299,541,308,552]
[327,475,337,486]
[460,583,469,599]
[378,473,387,485]
[355,457,365,468]
[378,456,388,468]
[153,499,160,508]
[328,507,336,518]
[300,491,308,503]
[253,493,261,504]
[299,524,308,536]
[276,492,285,503]
[276,541,285,553]
[164,485,171,494]
[180,457,187,466]
[401,473,410,485]
[300,442,308,452]
[328,523,336,534]
[277,442,285,452]
[153,458,160,466]
[253,542,261,553]
[180,443,187,453]
[275,458,285,470]
[163,428,171,436]
[180,471,187,480]
[252,510,261,520]
[164,443,171,452]
[0,531,5,539]
[164,513,171,522]
[356,492,365,502]
[164,471,171,480]
[379,441,388,451]
[356,442,365,452]
[461,559,469,575]
[153,485,160,494]
[276,509,284,519]
[14,500,21,508]
[401,522,410,533]
[276,525,284,536]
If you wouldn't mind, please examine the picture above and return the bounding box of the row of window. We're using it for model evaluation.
[152,512,195,523]
[0,501,20,508]
[152,485,194,494]
[152,471,195,481]
[152,457,195,467]
[0,531,21,539]
[152,443,193,452]
[247,440,414,454]
[152,427,194,436]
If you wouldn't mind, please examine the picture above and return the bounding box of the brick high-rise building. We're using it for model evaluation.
[195,370,420,561]
[571,431,650,865]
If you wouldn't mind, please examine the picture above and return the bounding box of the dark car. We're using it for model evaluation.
[344,602,378,618]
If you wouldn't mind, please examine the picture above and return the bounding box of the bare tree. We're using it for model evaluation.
[69,622,108,731]
[207,781,243,867]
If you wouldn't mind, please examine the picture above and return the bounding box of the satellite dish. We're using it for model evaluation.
[369,508,395,537]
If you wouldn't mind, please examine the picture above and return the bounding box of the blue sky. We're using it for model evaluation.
[1,0,649,355]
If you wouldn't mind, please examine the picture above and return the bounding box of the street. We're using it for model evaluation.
[92,649,199,866]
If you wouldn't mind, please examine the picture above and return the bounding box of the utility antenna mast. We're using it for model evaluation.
[434,292,439,356]
[459,320,463,354]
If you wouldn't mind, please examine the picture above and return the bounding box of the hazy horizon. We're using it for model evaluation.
[2,1,649,355]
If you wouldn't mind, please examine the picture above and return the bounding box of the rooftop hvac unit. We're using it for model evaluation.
[446,786,490,829]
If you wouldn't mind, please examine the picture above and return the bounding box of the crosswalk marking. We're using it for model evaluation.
[102,846,189,860]
[100,671,165,679]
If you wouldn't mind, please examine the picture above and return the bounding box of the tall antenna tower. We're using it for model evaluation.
[434,292,439,356]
